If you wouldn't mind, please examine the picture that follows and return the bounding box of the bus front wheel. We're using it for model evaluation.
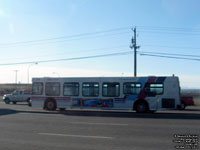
[44,99,57,111]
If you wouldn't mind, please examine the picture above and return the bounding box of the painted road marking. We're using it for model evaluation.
[70,122,128,126]
[38,133,114,139]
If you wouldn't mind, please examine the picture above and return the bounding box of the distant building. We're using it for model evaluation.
[0,84,31,96]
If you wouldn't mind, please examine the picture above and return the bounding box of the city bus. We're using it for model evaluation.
[30,76,181,113]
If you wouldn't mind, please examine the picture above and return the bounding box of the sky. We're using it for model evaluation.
[0,0,200,88]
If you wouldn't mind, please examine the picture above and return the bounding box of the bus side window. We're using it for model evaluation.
[145,83,163,96]
[123,82,141,94]
[32,82,43,95]
[102,82,120,97]
[63,82,79,96]
[82,83,99,97]
[45,82,60,96]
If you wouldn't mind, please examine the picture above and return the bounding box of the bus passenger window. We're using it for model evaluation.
[82,83,99,97]
[45,82,60,96]
[32,82,43,95]
[145,83,163,95]
[63,82,79,96]
[103,83,120,97]
[123,82,141,94]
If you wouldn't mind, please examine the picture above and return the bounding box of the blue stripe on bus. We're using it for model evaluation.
[156,77,166,83]
[138,77,148,87]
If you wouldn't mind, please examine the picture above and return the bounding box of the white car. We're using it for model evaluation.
[3,90,31,104]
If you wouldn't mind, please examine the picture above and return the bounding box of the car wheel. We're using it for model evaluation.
[4,98,10,104]
[27,98,31,105]
[180,102,186,110]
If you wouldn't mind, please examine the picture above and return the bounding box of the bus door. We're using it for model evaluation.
[144,83,164,110]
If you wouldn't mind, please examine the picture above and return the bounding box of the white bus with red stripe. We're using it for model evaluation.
[30,76,181,113]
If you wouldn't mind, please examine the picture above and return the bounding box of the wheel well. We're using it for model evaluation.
[44,98,57,109]
[133,99,149,110]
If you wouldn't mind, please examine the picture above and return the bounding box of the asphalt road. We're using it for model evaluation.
[0,101,199,150]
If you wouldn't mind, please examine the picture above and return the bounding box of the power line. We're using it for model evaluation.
[0,51,133,66]
[137,26,200,36]
[138,26,200,32]
[140,53,200,61]
[0,27,131,47]
[142,44,200,50]
[138,51,200,58]
[1,25,199,47]
[0,31,130,48]
[0,45,128,61]
[138,30,200,36]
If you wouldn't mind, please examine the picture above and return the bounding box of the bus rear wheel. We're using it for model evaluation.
[45,99,57,111]
[135,102,148,113]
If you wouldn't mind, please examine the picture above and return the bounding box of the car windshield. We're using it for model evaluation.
[12,91,17,94]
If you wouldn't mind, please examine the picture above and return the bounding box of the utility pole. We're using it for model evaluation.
[14,70,19,84]
[130,27,140,77]
[27,62,38,84]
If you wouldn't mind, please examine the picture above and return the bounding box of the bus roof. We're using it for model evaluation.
[32,76,179,82]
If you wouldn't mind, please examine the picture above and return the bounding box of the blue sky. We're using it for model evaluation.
[0,0,200,88]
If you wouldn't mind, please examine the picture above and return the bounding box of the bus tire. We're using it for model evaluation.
[149,110,156,113]
[134,101,149,113]
[13,101,17,104]
[44,99,57,111]
[59,108,66,111]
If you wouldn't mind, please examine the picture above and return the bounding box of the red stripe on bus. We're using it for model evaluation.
[138,77,157,99]
[31,97,71,101]
[115,98,125,101]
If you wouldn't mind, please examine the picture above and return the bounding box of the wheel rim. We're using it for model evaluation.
[181,103,185,109]
[5,99,10,104]
[137,103,146,112]
[47,101,55,110]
